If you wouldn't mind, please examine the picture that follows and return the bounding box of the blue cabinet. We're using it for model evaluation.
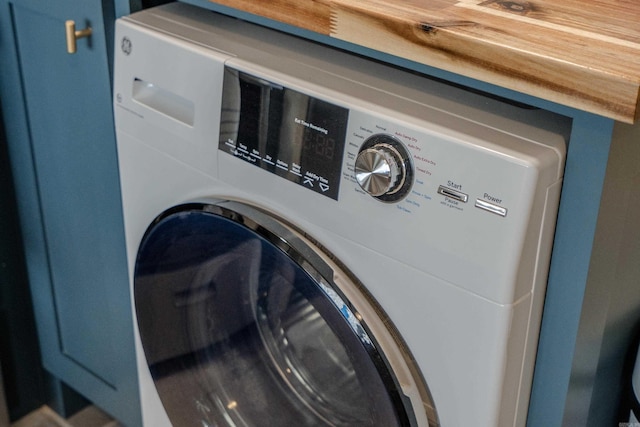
[0,1,140,425]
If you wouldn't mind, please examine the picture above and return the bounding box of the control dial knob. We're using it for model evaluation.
[354,134,413,202]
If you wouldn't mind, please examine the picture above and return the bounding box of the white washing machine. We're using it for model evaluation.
[113,3,569,426]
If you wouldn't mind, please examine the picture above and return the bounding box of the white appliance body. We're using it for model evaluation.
[113,4,568,426]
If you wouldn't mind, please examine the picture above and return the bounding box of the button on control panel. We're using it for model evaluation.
[437,185,468,203]
[475,199,508,217]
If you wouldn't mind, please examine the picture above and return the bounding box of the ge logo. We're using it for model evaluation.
[121,37,132,55]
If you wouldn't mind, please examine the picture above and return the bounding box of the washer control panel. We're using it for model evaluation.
[218,64,538,221]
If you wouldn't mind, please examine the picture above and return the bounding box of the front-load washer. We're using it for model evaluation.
[113,3,570,426]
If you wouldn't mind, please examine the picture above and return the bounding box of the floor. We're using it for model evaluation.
[11,406,120,427]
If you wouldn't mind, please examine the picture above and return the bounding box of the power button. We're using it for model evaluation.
[475,199,508,217]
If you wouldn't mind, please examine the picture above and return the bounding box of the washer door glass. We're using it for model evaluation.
[134,202,417,426]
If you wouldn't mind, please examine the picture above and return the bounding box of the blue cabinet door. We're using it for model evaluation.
[0,0,140,425]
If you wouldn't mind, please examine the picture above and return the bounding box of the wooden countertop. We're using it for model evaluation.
[205,0,640,123]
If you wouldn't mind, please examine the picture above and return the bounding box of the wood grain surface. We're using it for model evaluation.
[207,0,640,122]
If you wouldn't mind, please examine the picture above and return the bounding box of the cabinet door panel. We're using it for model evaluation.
[13,3,119,385]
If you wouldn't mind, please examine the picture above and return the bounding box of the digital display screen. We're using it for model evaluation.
[219,67,349,200]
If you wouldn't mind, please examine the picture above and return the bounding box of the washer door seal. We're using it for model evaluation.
[134,201,438,426]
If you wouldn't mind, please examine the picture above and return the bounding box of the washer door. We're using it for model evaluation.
[134,201,438,426]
